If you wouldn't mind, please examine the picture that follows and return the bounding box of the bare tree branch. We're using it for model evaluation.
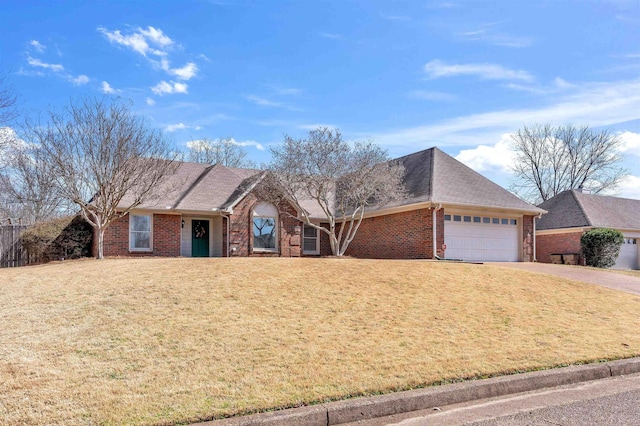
[27,96,179,259]
[0,72,17,126]
[185,137,256,168]
[260,127,406,256]
[510,124,627,204]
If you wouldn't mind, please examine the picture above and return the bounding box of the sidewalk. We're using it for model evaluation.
[196,357,640,426]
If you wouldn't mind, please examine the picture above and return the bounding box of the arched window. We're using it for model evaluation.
[253,202,278,252]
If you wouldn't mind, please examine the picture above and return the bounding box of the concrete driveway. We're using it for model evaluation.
[492,263,640,296]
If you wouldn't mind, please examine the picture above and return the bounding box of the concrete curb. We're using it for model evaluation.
[199,357,640,426]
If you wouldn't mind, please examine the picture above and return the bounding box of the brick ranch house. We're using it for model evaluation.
[98,147,545,262]
[536,189,640,270]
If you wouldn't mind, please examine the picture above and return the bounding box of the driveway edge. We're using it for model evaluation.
[199,357,640,426]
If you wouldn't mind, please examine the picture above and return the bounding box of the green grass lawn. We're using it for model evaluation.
[1,257,639,425]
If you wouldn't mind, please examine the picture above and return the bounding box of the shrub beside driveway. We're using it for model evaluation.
[1,258,639,425]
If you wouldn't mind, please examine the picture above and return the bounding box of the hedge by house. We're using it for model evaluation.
[580,228,624,268]
[19,215,93,263]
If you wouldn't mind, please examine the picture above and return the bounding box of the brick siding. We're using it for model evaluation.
[98,213,181,257]
[536,231,583,264]
[227,192,301,257]
[341,208,444,259]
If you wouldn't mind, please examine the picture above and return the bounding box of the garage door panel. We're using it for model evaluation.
[445,217,519,262]
[613,238,638,270]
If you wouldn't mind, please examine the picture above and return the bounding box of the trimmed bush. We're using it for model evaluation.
[20,215,93,263]
[580,228,624,268]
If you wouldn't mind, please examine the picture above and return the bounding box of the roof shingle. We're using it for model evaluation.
[537,190,640,231]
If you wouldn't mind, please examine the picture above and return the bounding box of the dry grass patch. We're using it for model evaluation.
[1,257,639,425]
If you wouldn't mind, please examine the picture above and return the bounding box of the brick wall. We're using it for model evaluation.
[100,213,181,257]
[536,231,583,264]
[522,215,534,262]
[340,208,443,259]
[228,192,301,257]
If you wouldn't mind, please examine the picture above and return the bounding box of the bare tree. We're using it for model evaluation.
[262,127,406,256]
[511,124,628,204]
[186,137,256,168]
[1,143,67,223]
[0,72,18,170]
[0,72,17,126]
[30,97,178,259]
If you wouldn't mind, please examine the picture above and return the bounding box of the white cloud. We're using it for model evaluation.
[97,26,174,57]
[369,78,640,150]
[145,97,156,106]
[617,175,640,199]
[70,74,89,86]
[618,131,640,158]
[138,26,173,48]
[424,59,533,82]
[456,27,533,48]
[408,90,457,101]
[188,138,265,151]
[165,123,188,132]
[245,95,285,108]
[101,81,117,94]
[197,54,212,62]
[0,127,27,167]
[161,60,198,80]
[151,80,188,95]
[232,139,265,150]
[318,32,343,40]
[27,56,64,72]
[455,134,516,173]
[30,40,46,53]
[165,123,202,132]
[297,123,337,131]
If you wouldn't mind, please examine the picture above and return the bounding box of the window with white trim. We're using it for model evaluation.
[253,202,278,252]
[303,225,320,255]
[130,214,152,251]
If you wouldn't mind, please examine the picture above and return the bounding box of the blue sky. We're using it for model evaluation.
[2,0,639,199]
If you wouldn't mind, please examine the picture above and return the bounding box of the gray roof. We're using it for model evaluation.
[122,147,543,216]
[118,161,261,211]
[537,189,640,231]
[393,147,544,213]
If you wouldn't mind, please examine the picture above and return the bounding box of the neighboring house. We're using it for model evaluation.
[536,189,640,270]
[99,147,545,262]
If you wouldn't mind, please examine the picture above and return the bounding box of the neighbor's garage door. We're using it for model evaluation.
[613,237,638,270]
[444,214,519,262]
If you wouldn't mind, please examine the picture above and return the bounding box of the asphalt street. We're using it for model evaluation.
[343,373,640,426]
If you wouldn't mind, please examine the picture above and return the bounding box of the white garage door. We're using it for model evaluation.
[444,214,519,262]
[613,237,638,270]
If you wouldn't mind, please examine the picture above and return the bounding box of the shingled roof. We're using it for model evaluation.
[121,147,543,216]
[118,161,261,211]
[394,147,544,214]
[537,189,640,231]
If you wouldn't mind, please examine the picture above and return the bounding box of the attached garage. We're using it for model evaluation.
[536,190,640,270]
[614,237,638,270]
[444,213,520,262]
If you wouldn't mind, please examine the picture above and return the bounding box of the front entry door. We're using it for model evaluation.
[192,220,209,257]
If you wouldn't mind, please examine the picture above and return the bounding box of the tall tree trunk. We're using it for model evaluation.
[96,225,104,259]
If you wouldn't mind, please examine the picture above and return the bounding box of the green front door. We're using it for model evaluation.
[192,220,210,257]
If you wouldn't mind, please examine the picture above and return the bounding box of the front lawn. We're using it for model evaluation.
[1,258,639,425]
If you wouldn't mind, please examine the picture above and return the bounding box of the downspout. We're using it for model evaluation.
[433,204,442,259]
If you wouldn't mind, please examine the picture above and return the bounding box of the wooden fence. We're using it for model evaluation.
[0,224,31,268]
